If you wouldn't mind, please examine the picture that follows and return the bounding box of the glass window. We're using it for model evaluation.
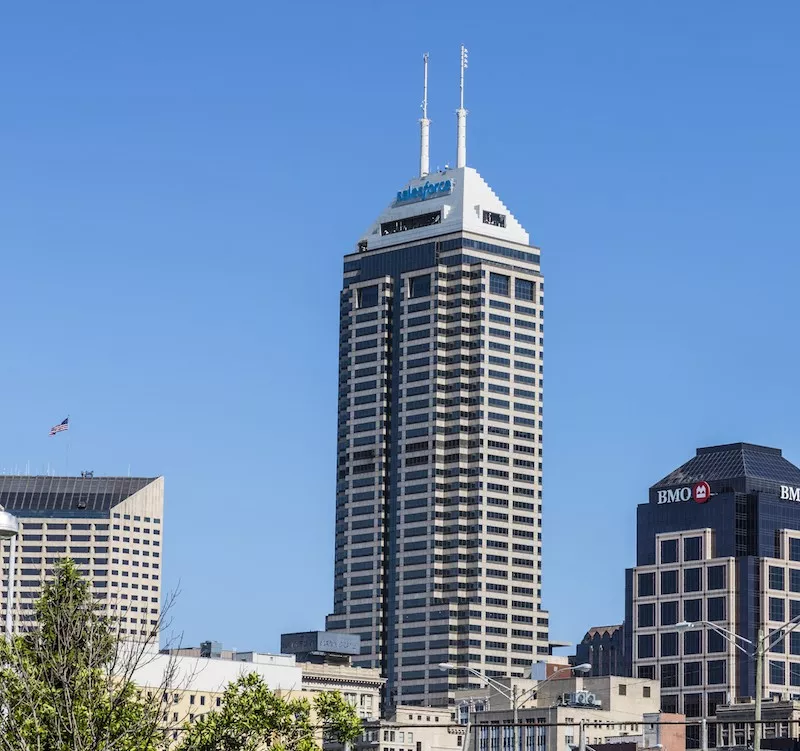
[661,570,678,595]
[661,601,679,626]
[770,660,786,686]
[638,603,655,628]
[791,570,800,594]
[770,566,786,591]
[771,629,786,654]
[792,600,800,620]
[708,660,726,685]
[770,597,786,622]
[638,665,656,679]
[707,596,726,622]
[660,663,678,688]
[638,572,655,597]
[684,599,702,623]
[409,275,430,299]
[791,632,800,656]
[791,539,800,563]
[684,567,702,593]
[707,691,726,718]
[684,692,703,717]
[661,539,679,564]
[661,632,678,657]
[490,273,510,296]
[707,565,726,590]
[684,536,703,561]
[358,286,379,308]
[707,630,725,653]
[661,695,679,714]
[684,630,703,655]
[515,279,534,301]
[684,662,702,687]
[638,634,655,659]
[791,663,800,687]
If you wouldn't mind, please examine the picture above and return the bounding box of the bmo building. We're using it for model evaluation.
[625,442,800,747]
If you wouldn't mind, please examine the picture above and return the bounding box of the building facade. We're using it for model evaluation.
[332,705,462,751]
[138,645,303,744]
[326,54,549,708]
[626,442,800,748]
[472,675,663,751]
[573,625,627,677]
[0,475,164,636]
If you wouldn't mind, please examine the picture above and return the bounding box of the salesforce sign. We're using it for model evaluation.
[395,179,452,205]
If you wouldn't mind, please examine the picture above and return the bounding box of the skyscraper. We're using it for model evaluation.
[0,474,164,635]
[626,442,800,749]
[326,49,550,707]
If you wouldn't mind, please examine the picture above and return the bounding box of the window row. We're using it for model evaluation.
[637,565,726,596]
[638,597,726,627]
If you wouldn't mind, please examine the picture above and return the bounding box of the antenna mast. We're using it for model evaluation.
[456,45,468,168]
[419,53,430,178]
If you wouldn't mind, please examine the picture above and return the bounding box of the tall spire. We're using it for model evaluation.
[456,45,468,168]
[419,53,430,178]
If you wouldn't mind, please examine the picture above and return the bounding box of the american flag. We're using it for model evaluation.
[49,418,69,436]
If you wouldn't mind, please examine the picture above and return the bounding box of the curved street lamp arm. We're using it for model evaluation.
[457,666,514,700]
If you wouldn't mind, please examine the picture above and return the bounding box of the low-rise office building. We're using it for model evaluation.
[280,631,385,719]
[152,631,385,744]
[137,645,303,743]
[473,675,663,751]
[601,712,686,751]
[714,697,800,748]
[330,705,462,751]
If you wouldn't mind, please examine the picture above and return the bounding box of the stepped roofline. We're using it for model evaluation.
[356,166,530,254]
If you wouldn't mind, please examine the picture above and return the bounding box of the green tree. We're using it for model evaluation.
[174,672,363,751]
[0,559,168,751]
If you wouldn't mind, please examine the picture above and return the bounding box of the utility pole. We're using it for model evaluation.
[754,625,765,751]
[512,683,519,751]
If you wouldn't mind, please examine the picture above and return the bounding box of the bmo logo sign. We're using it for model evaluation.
[781,486,800,502]
[657,481,711,505]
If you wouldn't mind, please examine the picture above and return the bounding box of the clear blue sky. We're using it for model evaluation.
[2,1,799,654]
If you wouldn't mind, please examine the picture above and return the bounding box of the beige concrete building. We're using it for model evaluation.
[136,646,303,744]
[299,660,384,720]
[153,637,385,744]
[714,697,800,747]
[0,475,164,636]
[596,712,686,751]
[472,676,663,751]
[330,705,462,751]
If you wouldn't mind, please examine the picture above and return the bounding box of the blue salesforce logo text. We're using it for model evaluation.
[395,179,452,205]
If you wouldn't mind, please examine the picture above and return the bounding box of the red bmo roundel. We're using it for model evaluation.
[693,481,711,503]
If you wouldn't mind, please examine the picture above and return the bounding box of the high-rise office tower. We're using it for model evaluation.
[0,474,164,635]
[626,442,800,749]
[326,49,550,707]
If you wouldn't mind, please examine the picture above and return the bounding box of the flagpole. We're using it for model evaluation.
[65,415,70,475]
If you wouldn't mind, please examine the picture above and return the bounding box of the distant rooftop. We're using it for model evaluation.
[584,625,623,639]
[652,443,800,489]
[0,475,160,516]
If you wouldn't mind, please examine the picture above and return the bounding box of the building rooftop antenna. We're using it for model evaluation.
[419,53,430,178]
[456,45,468,168]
